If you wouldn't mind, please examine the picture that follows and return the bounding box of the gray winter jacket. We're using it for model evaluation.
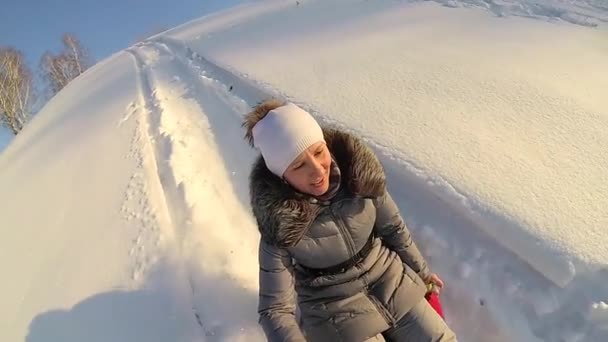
[250,129,431,341]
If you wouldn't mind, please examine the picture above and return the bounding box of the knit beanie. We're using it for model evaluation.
[252,103,325,177]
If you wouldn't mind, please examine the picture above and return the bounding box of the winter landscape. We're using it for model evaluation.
[1,0,607,341]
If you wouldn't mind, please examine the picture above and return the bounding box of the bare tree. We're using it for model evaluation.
[0,47,33,135]
[40,33,92,96]
[63,34,88,74]
[40,52,71,95]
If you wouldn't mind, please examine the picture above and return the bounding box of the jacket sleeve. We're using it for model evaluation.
[258,239,306,342]
[372,190,431,282]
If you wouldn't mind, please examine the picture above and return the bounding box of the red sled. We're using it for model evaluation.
[425,292,445,319]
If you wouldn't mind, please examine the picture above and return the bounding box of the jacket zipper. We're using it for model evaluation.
[329,205,357,258]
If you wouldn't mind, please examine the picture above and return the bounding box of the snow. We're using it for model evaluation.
[0,51,199,342]
[172,0,608,282]
[1,0,607,341]
[0,43,263,341]
[432,0,608,27]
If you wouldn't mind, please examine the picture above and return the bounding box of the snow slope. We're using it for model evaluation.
[0,51,201,342]
[1,0,607,341]
[430,0,608,27]
[0,43,263,341]
[169,0,608,283]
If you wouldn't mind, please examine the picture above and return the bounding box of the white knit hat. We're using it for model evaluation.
[252,102,325,177]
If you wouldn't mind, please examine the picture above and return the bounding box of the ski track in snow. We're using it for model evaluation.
[127,41,263,341]
[124,37,608,341]
[127,46,207,337]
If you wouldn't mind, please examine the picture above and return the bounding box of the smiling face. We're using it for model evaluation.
[283,141,332,196]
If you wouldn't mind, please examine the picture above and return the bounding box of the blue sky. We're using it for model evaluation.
[1,0,245,68]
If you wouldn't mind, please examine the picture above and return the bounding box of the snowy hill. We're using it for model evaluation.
[1,0,607,341]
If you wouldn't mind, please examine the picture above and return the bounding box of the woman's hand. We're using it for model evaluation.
[428,273,444,294]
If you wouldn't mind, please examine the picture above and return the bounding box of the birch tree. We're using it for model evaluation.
[0,47,33,135]
[40,33,91,96]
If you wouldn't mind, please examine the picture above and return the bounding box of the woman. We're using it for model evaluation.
[244,99,456,341]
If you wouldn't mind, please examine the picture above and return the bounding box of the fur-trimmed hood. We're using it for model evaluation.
[249,128,386,248]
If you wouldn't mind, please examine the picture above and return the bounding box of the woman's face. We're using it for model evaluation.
[283,141,331,196]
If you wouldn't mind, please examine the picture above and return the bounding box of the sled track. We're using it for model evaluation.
[126,47,208,336]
